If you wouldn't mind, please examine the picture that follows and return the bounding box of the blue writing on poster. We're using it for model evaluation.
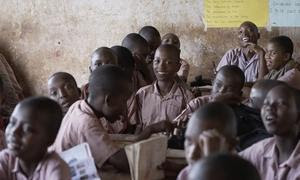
[270,0,300,27]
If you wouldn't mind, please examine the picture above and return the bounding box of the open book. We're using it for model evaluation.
[59,143,101,180]
[120,135,168,180]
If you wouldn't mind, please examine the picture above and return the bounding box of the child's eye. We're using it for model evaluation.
[153,59,160,64]
[23,125,35,133]
[277,101,288,107]
[50,91,57,96]
[262,101,270,106]
[95,63,102,67]
[215,82,222,87]
[271,51,277,56]
[65,84,74,91]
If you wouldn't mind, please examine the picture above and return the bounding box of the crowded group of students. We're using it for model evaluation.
[0,20,299,180]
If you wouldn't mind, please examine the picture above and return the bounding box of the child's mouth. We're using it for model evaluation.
[7,140,21,151]
[157,71,168,75]
[242,37,250,42]
[265,114,277,123]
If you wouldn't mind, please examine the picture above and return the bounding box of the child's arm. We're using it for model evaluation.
[246,42,268,79]
[135,120,176,141]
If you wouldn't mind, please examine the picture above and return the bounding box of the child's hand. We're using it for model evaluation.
[150,120,176,136]
[245,42,265,55]
[212,92,242,105]
[198,129,229,156]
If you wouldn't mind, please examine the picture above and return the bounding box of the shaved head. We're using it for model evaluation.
[189,154,261,180]
[187,102,237,140]
[249,80,285,109]
[139,26,161,51]
[155,44,180,61]
[161,33,181,49]
[121,33,149,53]
[240,21,259,33]
[48,72,78,87]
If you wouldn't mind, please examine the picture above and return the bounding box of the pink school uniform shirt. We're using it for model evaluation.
[0,150,71,180]
[240,137,300,180]
[52,100,120,168]
[132,81,194,128]
[278,68,300,90]
[217,48,260,82]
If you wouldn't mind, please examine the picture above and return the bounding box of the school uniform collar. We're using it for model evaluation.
[80,100,124,133]
[153,80,182,98]
[237,47,259,68]
[269,59,297,74]
[263,138,300,169]
[81,100,98,118]
[12,152,50,174]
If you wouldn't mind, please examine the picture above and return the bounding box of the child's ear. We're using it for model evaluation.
[104,94,112,106]
[284,52,291,61]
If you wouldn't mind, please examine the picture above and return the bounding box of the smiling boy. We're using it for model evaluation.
[131,44,193,128]
[217,21,267,82]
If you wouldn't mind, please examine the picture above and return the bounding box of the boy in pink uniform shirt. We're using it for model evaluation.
[81,47,118,100]
[175,65,244,124]
[0,97,71,180]
[111,46,146,131]
[263,36,298,80]
[122,33,154,84]
[217,21,267,83]
[53,65,131,172]
[139,26,161,81]
[177,102,238,180]
[47,72,81,116]
[53,65,174,175]
[161,33,190,82]
[175,65,269,150]
[132,44,193,128]
[240,85,300,180]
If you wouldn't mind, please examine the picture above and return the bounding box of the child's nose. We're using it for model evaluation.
[265,103,276,112]
[158,62,167,69]
[265,52,271,59]
[219,86,226,93]
[58,89,67,98]
[10,125,22,137]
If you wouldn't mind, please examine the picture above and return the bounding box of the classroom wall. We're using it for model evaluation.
[0,0,299,95]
